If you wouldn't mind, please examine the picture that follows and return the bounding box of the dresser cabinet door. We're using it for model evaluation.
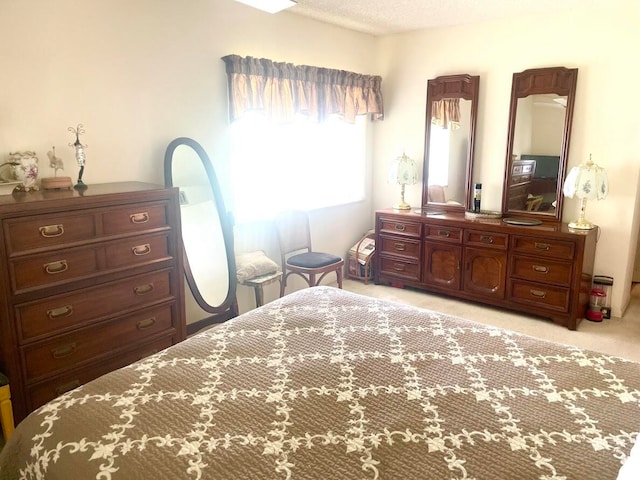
[463,247,507,299]
[423,242,461,289]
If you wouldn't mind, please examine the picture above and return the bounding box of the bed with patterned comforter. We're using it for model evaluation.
[1,286,639,479]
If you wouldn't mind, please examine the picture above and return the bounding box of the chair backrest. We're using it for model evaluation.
[274,211,312,260]
[428,185,446,203]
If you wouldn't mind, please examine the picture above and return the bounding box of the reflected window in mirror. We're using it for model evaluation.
[422,74,479,213]
[502,67,578,222]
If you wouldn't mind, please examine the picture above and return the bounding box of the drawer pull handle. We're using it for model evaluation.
[393,263,406,272]
[132,243,151,256]
[47,305,73,320]
[533,265,549,274]
[438,230,451,238]
[134,283,155,295]
[130,212,150,224]
[529,289,547,298]
[52,342,77,359]
[137,317,156,330]
[481,235,494,244]
[394,243,406,251]
[394,223,406,232]
[535,242,551,251]
[44,260,68,275]
[39,224,64,237]
[55,379,81,395]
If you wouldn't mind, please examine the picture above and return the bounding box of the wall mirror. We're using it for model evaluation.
[164,137,237,330]
[501,66,578,222]
[421,74,479,212]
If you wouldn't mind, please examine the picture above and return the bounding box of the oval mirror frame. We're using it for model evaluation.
[501,66,578,222]
[421,74,479,212]
[164,137,238,321]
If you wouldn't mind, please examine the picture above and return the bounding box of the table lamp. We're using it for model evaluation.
[388,152,418,210]
[562,154,608,230]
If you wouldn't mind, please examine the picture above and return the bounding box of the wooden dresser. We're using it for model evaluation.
[375,209,597,330]
[0,182,185,422]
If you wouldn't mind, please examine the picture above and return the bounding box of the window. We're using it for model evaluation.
[230,112,367,223]
[427,125,450,186]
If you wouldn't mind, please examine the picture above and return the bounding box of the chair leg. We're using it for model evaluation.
[280,273,287,297]
[253,284,265,308]
[0,384,15,441]
[309,273,317,286]
[337,266,343,289]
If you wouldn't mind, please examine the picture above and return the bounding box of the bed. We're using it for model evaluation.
[1,286,639,479]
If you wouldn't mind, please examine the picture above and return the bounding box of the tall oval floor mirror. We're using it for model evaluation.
[164,137,238,333]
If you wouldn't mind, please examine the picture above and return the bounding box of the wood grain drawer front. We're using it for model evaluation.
[379,257,420,281]
[105,234,171,269]
[379,235,420,260]
[378,218,422,238]
[16,270,174,342]
[424,225,462,244]
[26,335,174,411]
[102,203,169,235]
[465,230,508,249]
[511,236,575,260]
[510,256,572,286]
[22,304,175,380]
[510,280,570,312]
[11,247,100,293]
[4,213,97,254]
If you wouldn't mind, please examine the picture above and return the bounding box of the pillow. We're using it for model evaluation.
[618,433,640,480]
[235,250,279,282]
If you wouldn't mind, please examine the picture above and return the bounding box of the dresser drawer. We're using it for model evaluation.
[379,256,420,281]
[22,304,175,381]
[465,230,508,249]
[509,280,570,312]
[26,335,174,411]
[510,236,575,260]
[378,217,422,238]
[424,225,462,243]
[11,246,100,293]
[510,256,572,286]
[102,202,169,235]
[3,213,97,254]
[16,270,175,342]
[104,233,171,269]
[379,235,420,260]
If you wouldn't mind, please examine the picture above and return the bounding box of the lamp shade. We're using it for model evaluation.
[388,153,418,186]
[562,155,608,230]
[563,156,608,200]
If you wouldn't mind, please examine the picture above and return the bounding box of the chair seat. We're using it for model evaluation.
[288,252,342,269]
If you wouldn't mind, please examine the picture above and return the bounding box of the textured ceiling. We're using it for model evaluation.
[289,0,622,35]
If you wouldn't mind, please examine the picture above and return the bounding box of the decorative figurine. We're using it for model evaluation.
[41,146,73,190]
[68,124,88,190]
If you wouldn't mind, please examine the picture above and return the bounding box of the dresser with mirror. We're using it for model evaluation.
[375,67,597,330]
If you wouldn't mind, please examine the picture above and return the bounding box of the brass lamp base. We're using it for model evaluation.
[568,218,595,230]
[393,201,411,210]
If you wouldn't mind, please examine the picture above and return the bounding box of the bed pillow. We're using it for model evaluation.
[617,434,640,480]
[235,250,279,282]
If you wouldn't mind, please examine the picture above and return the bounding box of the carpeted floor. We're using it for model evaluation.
[342,279,640,363]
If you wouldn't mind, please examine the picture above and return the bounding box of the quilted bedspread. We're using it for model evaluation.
[1,286,639,479]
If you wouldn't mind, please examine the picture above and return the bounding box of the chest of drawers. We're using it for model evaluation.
[0,182,185,421]
[375,209,597,330]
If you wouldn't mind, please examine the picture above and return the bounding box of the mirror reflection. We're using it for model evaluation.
[422,74,479,212]
[502,67,578,222]
[164,137,237,318]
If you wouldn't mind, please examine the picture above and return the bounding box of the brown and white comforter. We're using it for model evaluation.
[1,286,639,479]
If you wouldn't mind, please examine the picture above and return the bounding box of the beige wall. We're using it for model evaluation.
[0,0,377,318]
[2,1,639,320]
[374,2,640,317]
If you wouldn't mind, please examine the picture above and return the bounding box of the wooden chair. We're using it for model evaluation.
[274,211,344,296]
[0,372,15,441]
